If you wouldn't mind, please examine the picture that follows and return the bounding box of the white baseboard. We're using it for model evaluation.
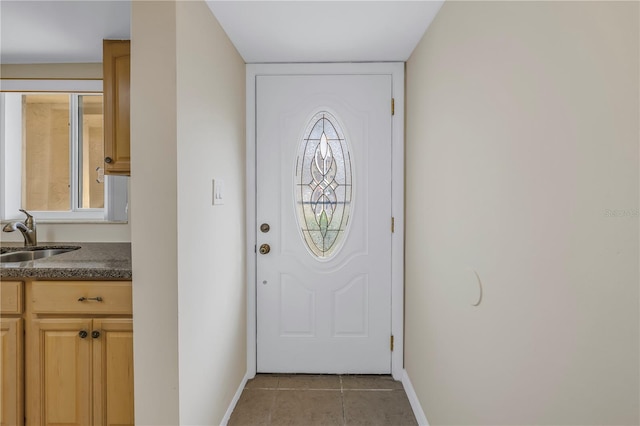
[220,372,251,425]
[401,369,430,426]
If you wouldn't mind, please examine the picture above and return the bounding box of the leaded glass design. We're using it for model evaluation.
[295,111,353,259]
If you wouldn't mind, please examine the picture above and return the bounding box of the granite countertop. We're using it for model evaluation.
[0,242,132,280]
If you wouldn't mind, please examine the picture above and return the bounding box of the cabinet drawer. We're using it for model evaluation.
[31,281,132,315]
[1,281,23,314]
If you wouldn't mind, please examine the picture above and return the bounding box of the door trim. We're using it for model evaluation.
[246,63,405,379]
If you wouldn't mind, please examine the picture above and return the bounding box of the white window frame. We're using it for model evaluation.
[0,80,127,222]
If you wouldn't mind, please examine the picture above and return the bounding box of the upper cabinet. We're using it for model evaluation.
[103,40,131,176]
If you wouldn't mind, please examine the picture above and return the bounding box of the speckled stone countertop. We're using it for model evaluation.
[0,242,132,280]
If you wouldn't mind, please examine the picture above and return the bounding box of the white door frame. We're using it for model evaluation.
[246,63,405,380]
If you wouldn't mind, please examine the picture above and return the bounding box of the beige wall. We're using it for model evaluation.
[175,1,246,424]
[0,222,130,243]
[130,2,180,424]
[131,1,246,424]
[405,2,639,425]
[1,63,102,79]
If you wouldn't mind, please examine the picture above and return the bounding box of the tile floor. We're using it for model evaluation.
[228,374,418,426]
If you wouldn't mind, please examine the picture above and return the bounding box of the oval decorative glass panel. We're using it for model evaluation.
[295,111,353,259]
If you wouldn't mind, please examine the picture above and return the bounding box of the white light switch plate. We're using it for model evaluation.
[213,178,225,205]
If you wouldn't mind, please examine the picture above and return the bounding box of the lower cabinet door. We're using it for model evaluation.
[28,318,92,426]
[1,318,23,426]
[92,319,134,426]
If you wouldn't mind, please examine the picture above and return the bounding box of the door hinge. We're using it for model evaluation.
[391,98,395,116]
[390,335,394,351]
[391,217,395,233]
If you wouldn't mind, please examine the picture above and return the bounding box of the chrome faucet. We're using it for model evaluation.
[3,209,37,247]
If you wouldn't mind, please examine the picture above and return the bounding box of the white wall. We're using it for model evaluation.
[131,1,246,424]
[131,2,180,424]
[405,2,639,425]
[175,1,246,424]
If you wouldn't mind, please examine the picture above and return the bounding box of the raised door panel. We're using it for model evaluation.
[1,281,23,314]
[92,319,134,426]
[1,318,23,426]
[29,319,92,426]
[103,39,130,175]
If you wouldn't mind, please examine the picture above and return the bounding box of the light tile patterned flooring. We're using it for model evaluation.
[228,374,418,426]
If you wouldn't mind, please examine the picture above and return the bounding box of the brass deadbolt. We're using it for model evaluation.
[260,223,270,233]
[259,244,271,255]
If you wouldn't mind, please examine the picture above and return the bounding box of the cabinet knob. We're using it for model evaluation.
[104,157,113,164]
[79,330,88,339]
[91,330,101,339]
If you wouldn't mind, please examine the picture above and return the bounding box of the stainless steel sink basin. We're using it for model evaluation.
[0,247,79,263]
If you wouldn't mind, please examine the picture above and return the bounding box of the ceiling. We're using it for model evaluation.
[0,1,131,64]
[0,0,443,65]
[206,1,443,63]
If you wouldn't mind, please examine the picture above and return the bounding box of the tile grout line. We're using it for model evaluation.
[248,386,399,392]
[267,377,279,425]
[340,375,346,426]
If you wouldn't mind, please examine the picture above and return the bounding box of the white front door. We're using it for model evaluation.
[256,73,393,374]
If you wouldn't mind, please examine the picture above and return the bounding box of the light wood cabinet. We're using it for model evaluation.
[29,319,93,426]
[92,319,135,425]
[1,281,24,426]
[103,40,130,175]
[1,318,23,426]
[25,281,134,426]
[31,281,132,316]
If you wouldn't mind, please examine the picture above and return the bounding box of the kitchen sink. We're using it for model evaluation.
[0,247,79,263]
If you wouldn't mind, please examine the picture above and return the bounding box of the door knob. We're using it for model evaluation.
[259,244,271,255]
[78,330,88,339]
[91,330,101,339]
[104,157,113,164]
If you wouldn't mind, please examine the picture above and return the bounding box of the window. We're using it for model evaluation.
[294,111,353,259]
[0,81,127,222]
